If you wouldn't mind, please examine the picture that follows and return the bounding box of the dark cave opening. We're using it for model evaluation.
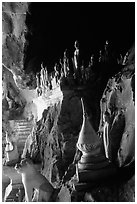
[24,2,135,74]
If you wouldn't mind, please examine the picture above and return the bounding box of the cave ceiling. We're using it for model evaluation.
[24,2,135,74]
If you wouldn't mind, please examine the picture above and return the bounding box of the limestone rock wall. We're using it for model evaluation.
[97,49,135,202]
[2,2,28,71]
[2,2,28,136]
[99,57,135,167]
[2,2,36,90]
[24,90,82,186]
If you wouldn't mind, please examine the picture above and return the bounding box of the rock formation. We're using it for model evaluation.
[99,62,135,167]
[2,2,28,74]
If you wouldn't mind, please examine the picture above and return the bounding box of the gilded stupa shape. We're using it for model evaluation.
[75,99,117,183]
[77,98,102,155]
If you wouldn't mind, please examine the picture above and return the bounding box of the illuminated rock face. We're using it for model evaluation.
[94,52,135,202]
[2,2,28,70]
[23,90,83,183]
[99,65,135,167]
[2,2,36,90]
[2,2,29,138]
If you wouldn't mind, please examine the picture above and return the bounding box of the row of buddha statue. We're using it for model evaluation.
[36,40,129,96]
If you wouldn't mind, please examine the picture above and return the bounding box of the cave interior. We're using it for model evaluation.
[2,2,135,202]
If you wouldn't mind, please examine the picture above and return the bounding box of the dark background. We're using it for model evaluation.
[24,2,135,73]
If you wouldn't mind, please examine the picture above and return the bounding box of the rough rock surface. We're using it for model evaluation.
[2,2,28,139]
[99,45,135,166]
[2,2,36,89]
[99,70,135,166]
[96,46,135,202]
[24,90,83,185]
[2,2,28,71]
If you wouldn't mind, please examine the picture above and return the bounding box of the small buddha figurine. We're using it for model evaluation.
[40,63,45,88]
[99,50,102,63]
[5,132,19,166]
[122,52,129,65]
[74,40,80,71]
[104,40,109,52]
[63,49,69,77]
[88,54,94,67]
[104,40,109,59]
[73,40,82,84]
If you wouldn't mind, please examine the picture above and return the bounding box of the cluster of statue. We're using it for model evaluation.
[35,40,129,96]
